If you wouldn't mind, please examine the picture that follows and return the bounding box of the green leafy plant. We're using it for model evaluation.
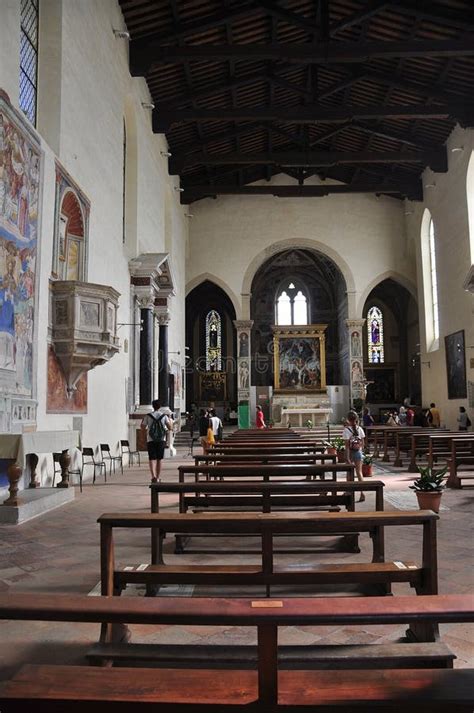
[362,452,373,465]
[410,465,448,492]
[324,436,345,451]
[304,419,313,429]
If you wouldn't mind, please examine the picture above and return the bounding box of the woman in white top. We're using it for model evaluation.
[343,410,366,502]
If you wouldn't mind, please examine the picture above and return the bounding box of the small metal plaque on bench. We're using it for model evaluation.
[251,601,283,608]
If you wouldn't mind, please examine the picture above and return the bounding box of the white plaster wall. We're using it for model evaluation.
[0,0,187,468]
[186,175,415,321]
[405,124,474,429]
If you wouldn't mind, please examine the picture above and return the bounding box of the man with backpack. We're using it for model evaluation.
[141,400,171,482]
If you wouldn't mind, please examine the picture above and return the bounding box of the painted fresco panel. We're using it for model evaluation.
[0,92,40,401]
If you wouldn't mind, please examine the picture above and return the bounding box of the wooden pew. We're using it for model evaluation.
[150,480,385,556]
[427,433,474,468]
[0,592,472,710]
[446,438,474,488]
[178,463,355,483]
[209,443,325,454]
[99,511,439,622]
[194,453,337,466]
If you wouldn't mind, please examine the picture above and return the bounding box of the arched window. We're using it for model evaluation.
[276,281,308,325]
[206,310,221,371]
[367,306,384,363]
[20,0,39,126]
[466,151,474,263]
[420,210,440,351]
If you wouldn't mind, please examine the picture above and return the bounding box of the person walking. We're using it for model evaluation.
[141,400,171,483]
[209,408,223,441]
[343,410,366,502]
[256,405,266,429]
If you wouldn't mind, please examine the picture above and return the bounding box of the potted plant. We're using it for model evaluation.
[362,452,373,477]
[323,439,337,455]
[304,418,313,431]
[409,465,448,513]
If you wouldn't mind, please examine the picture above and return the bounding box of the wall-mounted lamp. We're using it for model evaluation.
[404,210,414,216]
[174,187,184,192]
[160,151,172,157]
[169,351,181,355]
[113,29,130,39]
[451,146,464,153]
[185,213,194,218]
[141,102,155,110]
[424,183,436,189]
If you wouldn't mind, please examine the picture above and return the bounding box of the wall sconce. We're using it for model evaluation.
[185,213,194,218]
[160,151,172,157]
[451,146,464,152]
[404,209,414,216]
[141,102,155,110]
[174,187,184,192]
[424,183,436,189]
[113,29,130,39]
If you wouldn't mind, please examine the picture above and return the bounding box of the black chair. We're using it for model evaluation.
[100,443,123,475]
[120,439,140,467]
[82,447,107,484]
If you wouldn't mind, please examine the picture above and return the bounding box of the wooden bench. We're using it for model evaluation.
[446,438,474,488]
[427,433,474,468]
[209,443,325,455]
[194,453,337,466]
[150,480,385,556]
[0,592,472,710]
[99,510,439,633]
[178,462,355,483]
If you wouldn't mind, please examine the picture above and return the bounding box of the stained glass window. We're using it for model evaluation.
[20,0,39,126]
[276,281,308,325]
[367,306,384,363]
[428,218,440,342]
[206,310,221,371]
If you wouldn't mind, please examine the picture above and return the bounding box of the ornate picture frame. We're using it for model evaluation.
[272,325,327,393]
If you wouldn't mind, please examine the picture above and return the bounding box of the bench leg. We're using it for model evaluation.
[174,534,190,554]
[339,534,360,553]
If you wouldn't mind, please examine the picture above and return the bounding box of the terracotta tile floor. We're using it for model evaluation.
[0,448,473,679]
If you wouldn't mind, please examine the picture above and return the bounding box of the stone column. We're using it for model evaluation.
[157,312,170,407]
[138,295,155,407]
[234,320,253,429]
[346,319,366,409]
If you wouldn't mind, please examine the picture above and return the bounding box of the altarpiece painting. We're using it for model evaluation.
[445,330,467,399]
[273,325,327,392]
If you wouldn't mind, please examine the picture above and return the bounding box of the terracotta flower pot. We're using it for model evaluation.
[362,464,372,477]
[326,447,337,455]
[337,450,346,463]
[415,490,442,513]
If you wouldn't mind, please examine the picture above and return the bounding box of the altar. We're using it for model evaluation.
[281,407,332,427]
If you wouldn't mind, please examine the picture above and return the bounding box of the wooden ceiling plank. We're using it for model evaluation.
[330,0,389,36]
[388,0,474,32]
[253,0,318,34]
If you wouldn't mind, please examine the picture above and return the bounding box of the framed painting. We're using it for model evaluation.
[272,325,327,393]
[445,330,467,399]
[200,372,227,402]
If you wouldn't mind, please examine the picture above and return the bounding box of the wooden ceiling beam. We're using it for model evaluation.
[131,40,474,75]
[181,180,424,203]
[252,0,318,34]
[330,1,389,35]
[388,0,474,32]
[153,103,462,132]
[170,148,447,174]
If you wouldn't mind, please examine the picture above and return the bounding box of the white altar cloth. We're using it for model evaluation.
[0,431,81,468]
[281,407,332,427]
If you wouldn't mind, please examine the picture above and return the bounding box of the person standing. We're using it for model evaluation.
[256,405,266,429]
[362,407,374,428]
[457,406,471,431]
[199,409,211,454]
[406,405,415,426]
[209,408,223,441]
[343,411,366,502]
[141,400,171,483]
[427,402,441,428]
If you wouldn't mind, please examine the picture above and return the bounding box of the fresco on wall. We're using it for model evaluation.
[46,345,87,413]
[52,161,89,280]
[0,91,40,400]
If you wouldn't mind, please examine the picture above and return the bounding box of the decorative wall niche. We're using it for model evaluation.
[52,162,90,281]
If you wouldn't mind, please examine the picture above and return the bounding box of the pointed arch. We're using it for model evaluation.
[186,273,241,318]
[357,271,417,318]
